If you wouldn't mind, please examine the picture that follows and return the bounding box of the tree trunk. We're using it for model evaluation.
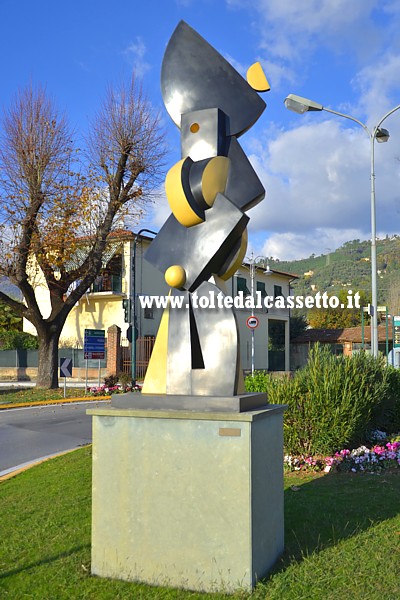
[36,327,62,388]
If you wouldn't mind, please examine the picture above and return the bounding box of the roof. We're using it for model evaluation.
[74,229,158,244]
[292,325,392,344]
[63,229,157,270]
[241,262,298,280]
[268,268,299,279]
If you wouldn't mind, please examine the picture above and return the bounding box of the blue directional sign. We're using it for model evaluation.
[84,329,106,359]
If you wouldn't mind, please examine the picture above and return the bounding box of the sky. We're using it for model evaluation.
[1,0,400,261]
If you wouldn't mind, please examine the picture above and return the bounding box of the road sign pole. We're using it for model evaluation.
[386,306,389,366]
[59,358,73,394]
[251,329,255,377]
[246,315,259,376]
[393,320,395,366]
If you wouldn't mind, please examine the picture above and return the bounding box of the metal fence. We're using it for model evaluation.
[0,349,39,368]
[121,336,155,380]
[121,338,131,375]
[0,348,106,369]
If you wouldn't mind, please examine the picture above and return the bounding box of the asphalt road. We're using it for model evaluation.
[0,401,107,475]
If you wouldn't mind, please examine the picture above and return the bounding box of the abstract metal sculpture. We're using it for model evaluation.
[142,21,269,397]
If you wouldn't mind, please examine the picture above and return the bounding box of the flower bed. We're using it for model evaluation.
[87,383,142,396]
[285,440,400,474]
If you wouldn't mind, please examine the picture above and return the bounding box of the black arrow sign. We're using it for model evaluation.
[59,358,73,378]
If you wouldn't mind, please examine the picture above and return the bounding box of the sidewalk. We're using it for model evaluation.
[0,380,96,389]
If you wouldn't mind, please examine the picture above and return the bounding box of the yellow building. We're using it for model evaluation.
[24,230,296,372]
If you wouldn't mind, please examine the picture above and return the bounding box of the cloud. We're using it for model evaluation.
[137,3,400,261]
[226,0,389,89]
[231,0,378,58]
[245,115,400,256]
[260,228,367,261]
[227,0,400,261]
[140,113,400,261]
[122,37,151,78]
[352,52,400,124]
[149,191,171,230]
[132,184,171,233]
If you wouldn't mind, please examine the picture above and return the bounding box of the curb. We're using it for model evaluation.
[0,446,90,482]
[0,396,111,410]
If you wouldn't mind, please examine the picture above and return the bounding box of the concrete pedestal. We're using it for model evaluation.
[88,405,286,593]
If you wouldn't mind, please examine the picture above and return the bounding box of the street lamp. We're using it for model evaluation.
[284,93,400,357]
[242,252,272,375]
[131,229,157,384]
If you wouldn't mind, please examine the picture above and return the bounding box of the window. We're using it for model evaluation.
[256,281,267,298]
[91,254,122,293]
[274,285,283,299]
[144,306,154,320]
[236,276,250,296]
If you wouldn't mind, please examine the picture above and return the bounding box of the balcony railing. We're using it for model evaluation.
[91,274,122,294]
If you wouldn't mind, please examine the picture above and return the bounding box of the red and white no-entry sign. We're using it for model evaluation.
[246,315,259,329]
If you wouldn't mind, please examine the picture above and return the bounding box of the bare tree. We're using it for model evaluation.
[0,80,166,388]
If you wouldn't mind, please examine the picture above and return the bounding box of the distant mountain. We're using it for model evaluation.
[267,236,400,308]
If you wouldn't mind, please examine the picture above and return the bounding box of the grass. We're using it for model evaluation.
[0,386,88,406]
[0,448,399,599]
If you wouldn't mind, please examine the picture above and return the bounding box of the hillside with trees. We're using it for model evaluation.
[267,236,400,326]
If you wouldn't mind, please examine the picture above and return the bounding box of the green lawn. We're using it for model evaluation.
[0,448,399,599]
[0,386,87,406]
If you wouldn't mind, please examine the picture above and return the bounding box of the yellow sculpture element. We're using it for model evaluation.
[165,264,186,288]
[165,159,204,227]
[220,229,248,281]
[141,295,170,394]
[202,156,230,207]
[246,62,270,92]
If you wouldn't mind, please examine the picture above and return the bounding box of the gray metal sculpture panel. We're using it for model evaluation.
[142,21,268,398]
[225,137,265,211]
[165,290,192,395]
[190,281,239,396]
[162,283,239,396]
[145,193,249,292]
[161,21,266,137]
[181,108,227,160]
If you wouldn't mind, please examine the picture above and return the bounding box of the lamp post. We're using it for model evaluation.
[131,228,157,383]
[284,94,400,357]
[243,252,272,375]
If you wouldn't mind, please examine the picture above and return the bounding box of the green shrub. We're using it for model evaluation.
[103,374,119,388]
[245,370,269,393]
[117,371,134,392]
[0,329,39,349]
[379,366,400,432]
[245,345,399,456]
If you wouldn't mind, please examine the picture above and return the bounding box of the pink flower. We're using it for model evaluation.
[387,442,400,452]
